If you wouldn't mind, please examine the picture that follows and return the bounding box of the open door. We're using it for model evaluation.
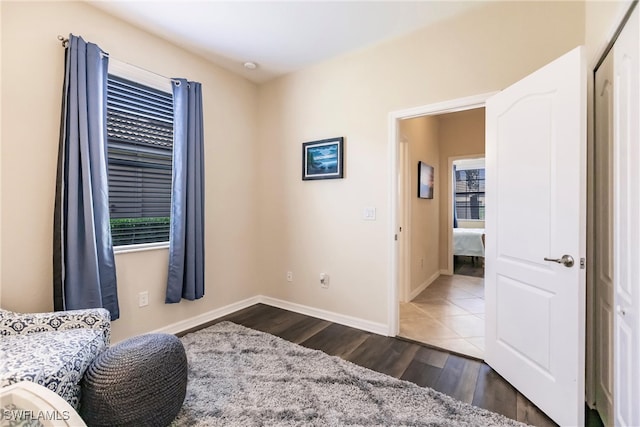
[485,46,586,427]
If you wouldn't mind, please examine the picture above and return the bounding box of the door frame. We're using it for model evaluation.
[387,92,496,335]
[397,134,411,303]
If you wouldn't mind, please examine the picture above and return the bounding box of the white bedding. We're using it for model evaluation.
[453,228,485,257]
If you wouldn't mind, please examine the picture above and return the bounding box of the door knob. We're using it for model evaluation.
[543,255,575,267]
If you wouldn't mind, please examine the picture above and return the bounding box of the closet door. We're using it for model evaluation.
[594,45,614,427]
[613,6,640,427]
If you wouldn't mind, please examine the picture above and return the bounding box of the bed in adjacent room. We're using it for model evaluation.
[453,228,485,258]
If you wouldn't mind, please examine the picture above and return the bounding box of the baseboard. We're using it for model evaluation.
[408,271,440,301]
[149,294,388,338]
[440,269,452,276]
[150,295,261,336]
[259,296,389,336]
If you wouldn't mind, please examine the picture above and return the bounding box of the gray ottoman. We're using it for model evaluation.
[80,333,187,427]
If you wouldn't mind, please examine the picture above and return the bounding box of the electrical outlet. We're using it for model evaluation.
[286,271,293,282]
[320,273,330,289]
[138,291,149,307]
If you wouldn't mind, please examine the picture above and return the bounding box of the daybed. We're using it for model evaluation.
[0,307,110,409]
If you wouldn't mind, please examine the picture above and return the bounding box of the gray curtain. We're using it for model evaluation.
[166,79,205,303]
[453,165,459,228]
[54,34,119,319]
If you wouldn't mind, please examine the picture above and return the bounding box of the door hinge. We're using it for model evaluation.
[580,258,586,269]
[394,234,398,241]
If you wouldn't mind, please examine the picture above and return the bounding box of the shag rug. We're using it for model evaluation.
[171,322,526,427]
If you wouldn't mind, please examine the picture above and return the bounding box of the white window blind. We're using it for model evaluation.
[106,74,174,247]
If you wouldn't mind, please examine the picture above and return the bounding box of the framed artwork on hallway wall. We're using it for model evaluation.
[418,161,434,199]
[302,137,344,180]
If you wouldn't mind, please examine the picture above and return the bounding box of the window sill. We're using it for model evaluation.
[113,241,169,254]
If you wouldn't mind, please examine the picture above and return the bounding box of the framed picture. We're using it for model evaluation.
[418,161,434,199]
[302,137,344,180]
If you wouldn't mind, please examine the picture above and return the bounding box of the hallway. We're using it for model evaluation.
[399,274,485,359]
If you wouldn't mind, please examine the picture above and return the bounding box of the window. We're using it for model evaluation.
[455,167,485,220]
[106,74,174,247]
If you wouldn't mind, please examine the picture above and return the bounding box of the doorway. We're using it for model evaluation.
[393,106,487,359]
[452,156,486,279]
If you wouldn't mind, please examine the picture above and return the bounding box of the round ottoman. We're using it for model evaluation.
[81,333,187,427]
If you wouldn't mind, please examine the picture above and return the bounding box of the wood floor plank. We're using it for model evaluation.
[410,343,450,369]
[252,308,315,336]
[516,392,558,427]
[275,315,331,344]
[235,305,300,334]
[433,354,481,404]
[300,323,371,358]
[400,357,443,388]
[177,304,265,336]
[218,303,284,331]
[346,334,420,378]
[376,338,422,378]
[472,363,518,420]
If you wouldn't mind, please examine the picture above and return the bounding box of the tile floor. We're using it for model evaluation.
[399,274,485,359]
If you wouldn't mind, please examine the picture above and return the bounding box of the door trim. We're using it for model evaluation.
[387,92,497,336]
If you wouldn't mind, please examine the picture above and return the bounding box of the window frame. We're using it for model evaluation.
[107,59,174,253]
[454,161,486,222]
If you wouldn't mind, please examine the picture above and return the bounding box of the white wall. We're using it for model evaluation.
[0,1,260,342]
[256,1,585,325]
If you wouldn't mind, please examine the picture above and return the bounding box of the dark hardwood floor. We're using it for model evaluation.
[180,303,600,427]
[453,255,485,278]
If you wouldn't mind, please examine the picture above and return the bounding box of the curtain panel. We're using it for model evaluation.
[166,79,205,303]
[54,34,119,320]
[453,165,459,229]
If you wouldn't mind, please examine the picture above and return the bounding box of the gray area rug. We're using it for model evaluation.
[172,321,527,426]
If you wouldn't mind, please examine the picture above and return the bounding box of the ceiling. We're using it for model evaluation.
[88,1,486,83]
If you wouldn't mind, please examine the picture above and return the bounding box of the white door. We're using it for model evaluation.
[613,6,640,426]
[594,47,614,426]
[485,46,586,427]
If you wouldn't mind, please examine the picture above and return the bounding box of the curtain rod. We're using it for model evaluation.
[57,34,183,87]
[57,35,69,47]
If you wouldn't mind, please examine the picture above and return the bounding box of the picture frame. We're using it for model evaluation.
[418,161,434,199]
[302,137,344,180]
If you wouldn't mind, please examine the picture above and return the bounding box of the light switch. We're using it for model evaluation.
[363,207,376,221]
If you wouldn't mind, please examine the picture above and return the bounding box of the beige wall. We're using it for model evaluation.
[585,0,634,66]
[0,1,593,339]
[437,108,486,271]
[0,1,260,342]
[256,2,584,325]
[400,116,440,295]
